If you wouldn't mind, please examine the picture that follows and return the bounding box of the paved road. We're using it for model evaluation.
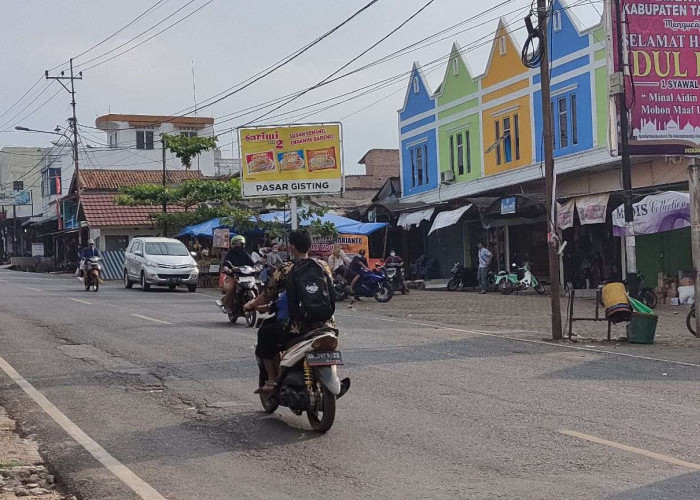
[1,270,700,499]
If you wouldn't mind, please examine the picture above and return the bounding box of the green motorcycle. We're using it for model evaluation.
[494,262,545,295]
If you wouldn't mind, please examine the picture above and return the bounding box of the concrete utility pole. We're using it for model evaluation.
[45,59,82,244]
[690,160,700,335]
[537,0,563,340]
[162,136,168,237]
[612,0,638,296]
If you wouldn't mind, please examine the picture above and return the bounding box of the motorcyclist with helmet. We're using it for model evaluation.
[218,235,255,313]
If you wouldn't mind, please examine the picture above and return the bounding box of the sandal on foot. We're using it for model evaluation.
[254,381,277,394]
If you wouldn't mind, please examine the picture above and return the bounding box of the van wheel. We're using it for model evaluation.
[140,272,151,291]
[124,270,133,289]
[187,285,197,293]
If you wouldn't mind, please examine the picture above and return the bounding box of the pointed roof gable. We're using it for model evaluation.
[398,62,435,117]
[480,18,528,89]
[435,42,478,103]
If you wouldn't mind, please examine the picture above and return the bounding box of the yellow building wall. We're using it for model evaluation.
[481,25,529,89]
[482,95,532,176]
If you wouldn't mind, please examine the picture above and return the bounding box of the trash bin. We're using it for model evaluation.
[626,312,658,344]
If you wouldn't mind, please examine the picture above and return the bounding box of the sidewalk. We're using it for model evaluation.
[342,289,700,365]
[0,407,68,499]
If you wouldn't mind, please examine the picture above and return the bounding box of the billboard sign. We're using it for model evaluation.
[611,1,700,155]
[309,234,368,260]
[0,190,31,206]
[238,124,343,198]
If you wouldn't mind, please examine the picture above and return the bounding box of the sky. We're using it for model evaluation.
[0,0,602,175]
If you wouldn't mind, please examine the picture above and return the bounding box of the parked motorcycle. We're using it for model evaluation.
[83,256,102,292]
[217,262,258,326]
[597,275,657,309]
[447,262,495,291]
[254,302,350,433]
[495,262,545,295]
[333,270,350,301]
[384,262,409,294]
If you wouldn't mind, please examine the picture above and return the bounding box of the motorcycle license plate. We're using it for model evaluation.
[387,269,396,277]
[239,276,256,284]
[305,351,343,366]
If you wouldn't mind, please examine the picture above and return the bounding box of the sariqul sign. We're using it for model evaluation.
[611,0,700,155]
[238,123,343,198]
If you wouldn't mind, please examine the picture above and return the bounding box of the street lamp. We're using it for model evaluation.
[14,126,72,144]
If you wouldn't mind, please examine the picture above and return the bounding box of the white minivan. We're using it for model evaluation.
[123,237,199,292]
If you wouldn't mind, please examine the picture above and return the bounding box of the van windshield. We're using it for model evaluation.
[144,242,190,256]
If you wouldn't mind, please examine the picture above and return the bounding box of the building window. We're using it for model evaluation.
[452,59,459,76]
[513,115,520,160]
[416,146,424,186]
[449,135,455,172]
[499,36,506,55]
[456,133,464,176]
[558,97,568,148]
[495,121,501,165]
[109,132,117,148]
[570,94,578,145]
[136,130,154,150]
[12,181,23,191]
[465,130,472,174]
[42,168,61,197]
[409,144,429,187]
[413,77,419,93]
[180,131,198,138]
[553,11,562,32]
[503,117,512,163]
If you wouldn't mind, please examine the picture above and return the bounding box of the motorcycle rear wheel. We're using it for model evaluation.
[307,386,336,433]
[245,290,256,327]
[641,288,657,309]
[446,277,461,291]
[534,283,545,295]
[498,280,513,295]
[84,278,90,292]
[687,306,697,337]
[93,277,99,292]
[374,282,394,303]
[228,313,238,324]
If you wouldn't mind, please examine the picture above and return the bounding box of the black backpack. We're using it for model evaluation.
[287,258,335,323]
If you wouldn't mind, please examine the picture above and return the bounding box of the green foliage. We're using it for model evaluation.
[162,133,217,170]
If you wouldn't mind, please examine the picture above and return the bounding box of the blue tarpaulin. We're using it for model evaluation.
[176,212,386,238]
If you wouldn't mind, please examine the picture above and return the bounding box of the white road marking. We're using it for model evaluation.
[0,353,166,499]
[68,298,92,305]
[25,287,43,292]
[0,279,6,282]
[130,314,172,325]
[335,312,700,369]
[560,430,700,471]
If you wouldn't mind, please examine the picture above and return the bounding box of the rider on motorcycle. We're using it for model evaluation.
[219,235,255,313]
[348,249,369,294]
[385,250,403,266]
[244,229,336,394]
[78,239,100,280]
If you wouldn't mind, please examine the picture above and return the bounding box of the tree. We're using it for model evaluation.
[162,133,217,170]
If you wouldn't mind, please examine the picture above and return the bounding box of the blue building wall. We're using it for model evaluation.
[399,64,436,124]
[400,129,438,196]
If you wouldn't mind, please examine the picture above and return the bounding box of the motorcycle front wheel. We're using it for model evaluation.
[374,282,394,303]
[687,306,697,337]
[641,288,657,309]
[334,284,348,301]
[93,276,99,292]
[446,277,461,291]
[498,280,513,295]
[245,290,256,327]
[534,283,545,295]
[228,313,238,324]
[307,386,336,433]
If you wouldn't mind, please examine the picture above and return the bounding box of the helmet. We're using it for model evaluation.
[230,235,245,245]
[88,239,95,245]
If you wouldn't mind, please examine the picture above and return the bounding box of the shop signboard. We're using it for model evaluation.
[500,197,516,215]
[612,191,690,235]
[610,1,700,155]
[213,228,230,249]
[309,234,368,260]
[31,243,44,257]
[238,124,343,198]
[557,199,576,230]
[576,193,609,225]
[0,190,30,205]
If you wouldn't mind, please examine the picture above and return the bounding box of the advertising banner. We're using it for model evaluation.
[576,193,610,225]
[0,190,30,205]
[213,228,230,248]
[309,234,368,260]
[557,199,576,230]
[31,243,44,257]
[612,191,690,236]
[611,1,700,155]
[238,124,343,197]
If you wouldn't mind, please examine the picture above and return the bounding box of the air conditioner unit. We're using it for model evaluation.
[441,170,455,184]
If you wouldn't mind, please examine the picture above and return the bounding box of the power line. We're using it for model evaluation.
[0,82,56,132]
[0,76,44,123]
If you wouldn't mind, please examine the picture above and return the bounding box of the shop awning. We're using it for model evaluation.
[612,191,689,236]
[428,205,473,235]
[397,207,435,229]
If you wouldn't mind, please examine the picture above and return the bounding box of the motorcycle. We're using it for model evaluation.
[495,262,545,295]
[83,257,102,292]
[336,266,393,303]
[333,270,350,301]
[217,262,259,326]
[254,300,350,433]
[447,262,495,291]
[384,262,409,294]
[598,275,657,309]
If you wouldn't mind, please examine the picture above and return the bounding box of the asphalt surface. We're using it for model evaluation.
[1,270,700,499]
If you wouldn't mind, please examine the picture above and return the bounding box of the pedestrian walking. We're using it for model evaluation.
[477,242,492,294]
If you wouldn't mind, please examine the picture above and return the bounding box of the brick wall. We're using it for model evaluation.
[346,149,399,189]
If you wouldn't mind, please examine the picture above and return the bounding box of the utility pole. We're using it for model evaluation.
[46,59,82,244]
[537,0,563,340]
[690,160,700,336]
[612,0,638,296]
[162,135,168,237]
